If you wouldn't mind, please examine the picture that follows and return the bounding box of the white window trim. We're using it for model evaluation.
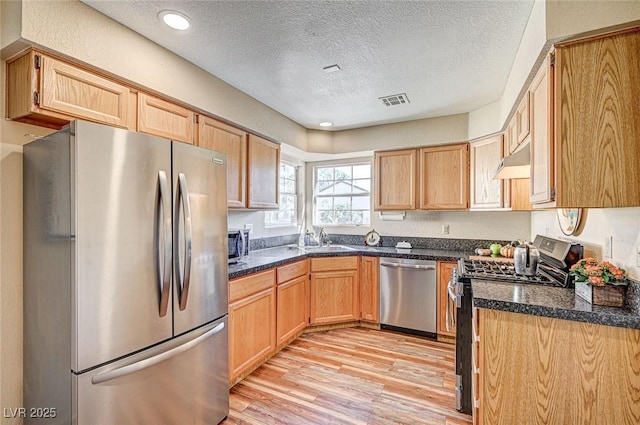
[265,161,299,228]
[312,162,371,227]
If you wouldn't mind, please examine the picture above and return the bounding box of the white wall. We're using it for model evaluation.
[546,1,640,40]
[532,209,640,281]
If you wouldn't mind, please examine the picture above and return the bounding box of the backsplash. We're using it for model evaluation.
[250,234,299,251]
[626,279,640,315]
[329,233,511,252]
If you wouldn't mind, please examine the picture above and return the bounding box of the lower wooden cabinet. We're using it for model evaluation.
[437,261,457,338]
[276,260,309,345]
[228,270,276,384]
[309,257,359,325]
[359,256,379,322]
[477,309,640,424]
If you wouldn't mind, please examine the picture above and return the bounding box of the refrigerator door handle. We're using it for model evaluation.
[157,170,172,317]
[91,321,225,385]
[176,173,193,311]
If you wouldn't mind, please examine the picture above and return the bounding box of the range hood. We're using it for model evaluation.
[494,145,530,179]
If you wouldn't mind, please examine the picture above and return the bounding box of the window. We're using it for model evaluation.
[265,162,298,227]
[313,163,371,226]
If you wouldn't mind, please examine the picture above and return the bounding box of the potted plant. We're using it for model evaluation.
[570,258,627,307]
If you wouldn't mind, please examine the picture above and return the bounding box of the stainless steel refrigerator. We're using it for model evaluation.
[23,120,229,425]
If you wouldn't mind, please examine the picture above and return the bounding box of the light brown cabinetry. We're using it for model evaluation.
[196,116,248,208]
[373,149,418,210]
[228,270,276,385]
[529,54,555,205]
[309,257,359,325]
[477,308,640,425]
[545,28,640,208]
[437,261,457,338]
[276,260,309,345]
[514,92,530,152]
[469,135,505,209]
[418,143,469,210]
[509,178,532,211]
[359,256,379,322]
[6,49,134,130]
[137,92,194,144]
[247,134,280,209]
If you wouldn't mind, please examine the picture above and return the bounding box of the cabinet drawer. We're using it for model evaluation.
[229,269,275,303]
[277,260,309,284]
[310,256,358,272]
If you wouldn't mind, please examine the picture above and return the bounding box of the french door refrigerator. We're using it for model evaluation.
[23,120,229,425]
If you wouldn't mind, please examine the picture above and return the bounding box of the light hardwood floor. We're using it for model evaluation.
[223,327,472,425]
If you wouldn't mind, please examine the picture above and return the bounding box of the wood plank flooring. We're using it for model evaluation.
[223,327,472,425]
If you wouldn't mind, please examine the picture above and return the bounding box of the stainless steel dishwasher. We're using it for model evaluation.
[379,257,437,337]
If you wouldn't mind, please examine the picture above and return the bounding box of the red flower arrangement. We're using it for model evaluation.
[569,258,627,287]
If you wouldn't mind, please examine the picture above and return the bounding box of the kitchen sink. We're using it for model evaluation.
[303,245,356,252]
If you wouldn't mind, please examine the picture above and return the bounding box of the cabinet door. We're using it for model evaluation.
[419,143,469,210]
[276,275,308,345]
[373,149,418,210]
[555,30,640,208]
[359,256,379,323]
[509,178,532,211]
[515,92,531,148]
[309,270,359,325]
[529,54,555,205]
[7,51,133,130]
[138,92,194,144]
[437,261,457,338]
[470,135,504,209]
[247,134,280,209]
[197,116,247,208]
[228,287,276,384]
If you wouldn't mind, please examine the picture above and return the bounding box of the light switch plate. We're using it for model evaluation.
[604,236,613,259]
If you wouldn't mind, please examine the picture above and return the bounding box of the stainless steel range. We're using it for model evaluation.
[448,235,583,414]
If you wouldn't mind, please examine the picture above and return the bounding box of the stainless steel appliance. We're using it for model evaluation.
[447,235,583,414]
[228,228,250,263]
[379,257,437,337]
[514,241,540,276]
[23,120,229,425]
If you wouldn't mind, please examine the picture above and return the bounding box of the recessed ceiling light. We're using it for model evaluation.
[319,122,333,127]
[159,10,190,30]
[323,65,341,73]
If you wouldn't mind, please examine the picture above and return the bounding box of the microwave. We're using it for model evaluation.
[228,229,250,264]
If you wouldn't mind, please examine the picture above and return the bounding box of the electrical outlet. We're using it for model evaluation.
[636,246,640,267]
[604,236,613,259]
[442,224,450,235]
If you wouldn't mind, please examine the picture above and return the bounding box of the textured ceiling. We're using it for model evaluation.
[82,0,534,131]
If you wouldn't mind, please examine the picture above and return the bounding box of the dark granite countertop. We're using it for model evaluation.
[473,280,640,330]
[228,244,468,279]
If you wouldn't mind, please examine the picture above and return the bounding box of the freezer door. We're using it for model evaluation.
[74,317,229,425]
[172,142,228,335]
[73,121,173,371]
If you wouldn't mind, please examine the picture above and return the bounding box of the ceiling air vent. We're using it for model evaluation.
[379,93,410,107]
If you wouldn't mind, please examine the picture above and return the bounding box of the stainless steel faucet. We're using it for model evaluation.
[318,227,329,247]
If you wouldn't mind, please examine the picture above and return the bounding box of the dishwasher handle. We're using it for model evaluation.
[380,261,436,271]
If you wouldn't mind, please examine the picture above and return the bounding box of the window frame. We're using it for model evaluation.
[312,162,372,227]
[265,161,299,228]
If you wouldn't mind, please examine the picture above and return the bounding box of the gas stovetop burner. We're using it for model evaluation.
[460,259,563,287]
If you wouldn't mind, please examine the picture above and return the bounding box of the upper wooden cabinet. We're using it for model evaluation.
[197,116,248,208]
[514,92,530,152]
[137,92,194,144]
[419,143,470,210]
[6,50,134,130]
[530,28,640,208]
[374,149,418,210]
[529,54,555,205]
[247,134,280,209]
[469,135,505,209]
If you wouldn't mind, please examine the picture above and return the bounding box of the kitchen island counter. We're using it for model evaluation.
[472,279,640,330]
